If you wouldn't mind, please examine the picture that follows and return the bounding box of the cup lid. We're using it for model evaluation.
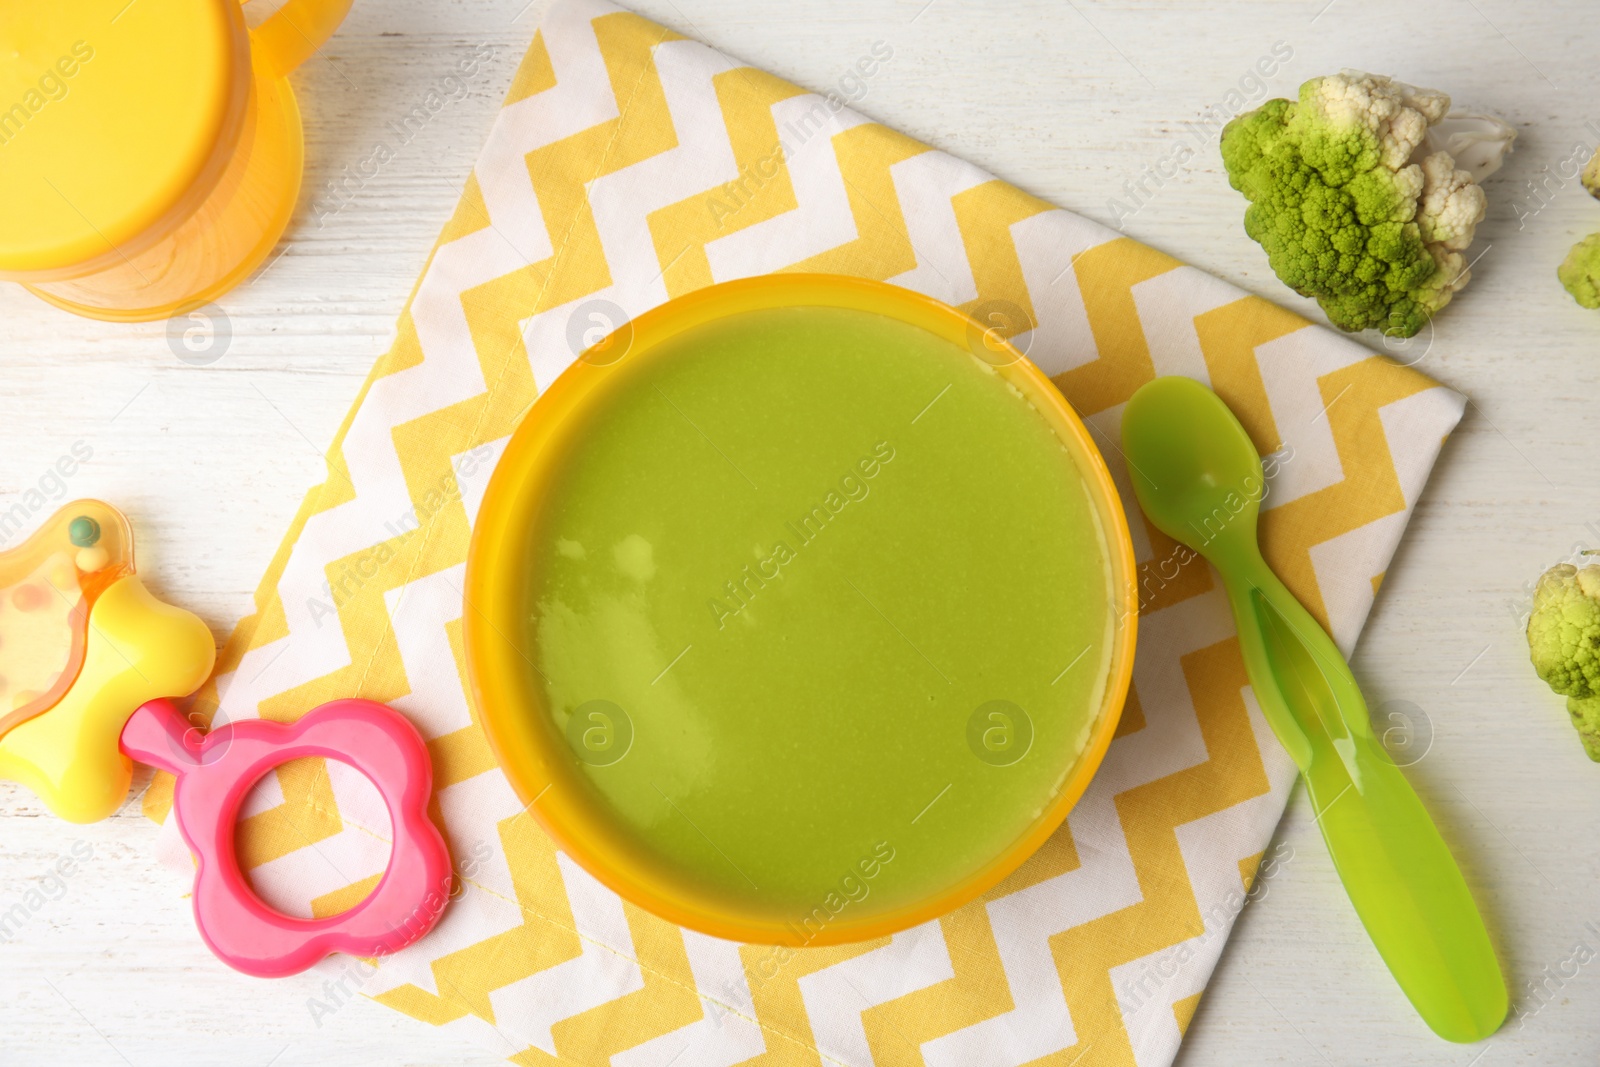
[0,0,247,274]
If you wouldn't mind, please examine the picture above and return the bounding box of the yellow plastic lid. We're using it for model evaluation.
[0,0,248,274]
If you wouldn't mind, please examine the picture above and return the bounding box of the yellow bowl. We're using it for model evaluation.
[465,274,1137,945]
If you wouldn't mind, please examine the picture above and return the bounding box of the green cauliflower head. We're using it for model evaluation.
[1221,71,1492,338]
[1527,562,1600,760]
[1558,232,1600,310]
[1582,146,1600,201]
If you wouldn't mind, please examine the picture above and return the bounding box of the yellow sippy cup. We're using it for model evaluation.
[0,0,353,321]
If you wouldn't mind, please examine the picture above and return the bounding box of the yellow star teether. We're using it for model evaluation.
[0,501,215,822]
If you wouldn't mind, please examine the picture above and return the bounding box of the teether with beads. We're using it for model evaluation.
[0,500,450,977]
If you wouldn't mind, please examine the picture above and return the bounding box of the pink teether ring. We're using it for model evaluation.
[120,698,451,978]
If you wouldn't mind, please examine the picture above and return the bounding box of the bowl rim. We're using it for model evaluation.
[463,273,1138,946]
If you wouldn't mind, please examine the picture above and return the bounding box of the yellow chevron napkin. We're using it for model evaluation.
[147,1,1465,1063]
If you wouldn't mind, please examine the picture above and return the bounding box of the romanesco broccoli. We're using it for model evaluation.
[1558,233,1600,309]
[1527,562,1600,761]
[1221,71,1510,338]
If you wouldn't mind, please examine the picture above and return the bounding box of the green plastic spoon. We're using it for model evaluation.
[1120,376,1506,1044]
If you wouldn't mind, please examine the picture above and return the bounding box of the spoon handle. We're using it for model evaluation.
[1223,559,1507,1044]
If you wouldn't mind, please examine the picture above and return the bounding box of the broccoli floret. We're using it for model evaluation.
[1558,233,1600,310]
[1527,562,1600,761]
[1220,71,1507,338]
[1583,146,1600,201]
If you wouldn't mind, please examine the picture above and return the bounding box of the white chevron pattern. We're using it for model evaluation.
[802,924,953,1067]
[489,855,646,1054]
[612,931,768,1067]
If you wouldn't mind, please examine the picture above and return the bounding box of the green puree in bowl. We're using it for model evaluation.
[524,304,1115,925]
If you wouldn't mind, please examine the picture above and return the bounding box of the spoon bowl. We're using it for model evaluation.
[1120,375,1264,558]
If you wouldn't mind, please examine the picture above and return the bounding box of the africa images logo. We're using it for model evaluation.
[0,41,95,146]
[705,440,896,630]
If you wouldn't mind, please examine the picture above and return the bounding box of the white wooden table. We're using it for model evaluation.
[2,1,1596,1063]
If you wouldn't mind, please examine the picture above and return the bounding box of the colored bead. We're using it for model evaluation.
[11,584,46,611]
[69,516,101,548]
[75,546,110,573]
